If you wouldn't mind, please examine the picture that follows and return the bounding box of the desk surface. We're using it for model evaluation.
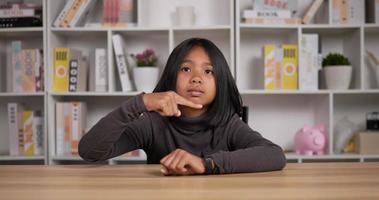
[0,163,379,200]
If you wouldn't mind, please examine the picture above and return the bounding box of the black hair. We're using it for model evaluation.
[154,38,242,127]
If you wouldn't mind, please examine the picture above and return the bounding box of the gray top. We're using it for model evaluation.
[78,94,286,174]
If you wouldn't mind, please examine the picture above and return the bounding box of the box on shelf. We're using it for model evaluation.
[355,131,379,154]
[366,0,379,23]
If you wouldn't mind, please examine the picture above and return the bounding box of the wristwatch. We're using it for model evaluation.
[203,157,219,175]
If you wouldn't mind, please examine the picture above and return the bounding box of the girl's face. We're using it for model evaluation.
[175,46,216,108]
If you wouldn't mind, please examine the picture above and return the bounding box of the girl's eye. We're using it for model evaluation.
[205,69,214,75]
[180,66,191,72]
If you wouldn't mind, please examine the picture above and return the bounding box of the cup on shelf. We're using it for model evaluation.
[175,6,195,27]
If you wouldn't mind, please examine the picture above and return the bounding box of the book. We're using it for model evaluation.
[68,56,88,92]
[89,48,108,92]
[35,49,44,92]
[0,3,36,18]
[23,110,34,156]
[302,0,324,24]
[69,0,97,27]
[56,102,65,156]
[300,34,320,91]
[242,9,292,19]
[264,44,277,90]
[112,34,133,91]
[0,17,42,28]
[366,0,379,24]
[11,41,22,92]
[21,49,37,92]
[282,44,298,90]
[253,0,298,11]
[70,102,87,154]
[53,48,82,92]
[332,0,364,24]
[53,0,75,27]
[60,0,85,27]
[33,111,43,156]
[244,17,300,24]
[8,103,22,156]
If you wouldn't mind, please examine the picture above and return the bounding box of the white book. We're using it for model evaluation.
[33,111,43,156]
[8,103,19,156]
[90,48,108,92]
[112,34,133,91]
[300,34,320,91]
[242,9,292,19]
[71,102,87,154]
[56,102,64,156]
[53,0,75,27]
[253,0,298,11]
[69,0,97,27]
[347,0,364,24]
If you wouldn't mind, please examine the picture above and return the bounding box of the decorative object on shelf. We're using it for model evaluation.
[175,6,195,27]
[322,53,352,90]
[131,49,159,92]
[366,50,379,88]
[355,131,379,154]
[294,124,326,155]
[334,116,359,153]
[367,112,379,131]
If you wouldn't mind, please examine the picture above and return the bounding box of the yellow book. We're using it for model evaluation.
[282,44,298,90]
[23,111,34,156]
[53,48,69,92]
[264,45,276,90]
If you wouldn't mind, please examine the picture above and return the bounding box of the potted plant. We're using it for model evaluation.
[322,53,352,90]
[131,49,159,92]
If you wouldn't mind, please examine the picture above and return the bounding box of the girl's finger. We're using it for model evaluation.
[174,93,203,109]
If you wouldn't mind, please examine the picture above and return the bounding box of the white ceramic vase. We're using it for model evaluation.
[133,67,159,92]
[323,65,352,90]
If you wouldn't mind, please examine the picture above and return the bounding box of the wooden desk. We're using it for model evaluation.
[0,163,379,200]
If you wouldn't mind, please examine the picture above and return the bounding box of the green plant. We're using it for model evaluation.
[131,48,158,67]
[322,53,351,67]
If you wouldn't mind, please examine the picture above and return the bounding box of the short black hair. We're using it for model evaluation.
[154,38,242,127]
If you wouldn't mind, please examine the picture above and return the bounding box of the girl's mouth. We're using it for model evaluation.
[187,89,204,97]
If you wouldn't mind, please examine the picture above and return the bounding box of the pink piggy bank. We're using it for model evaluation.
[294,124,326,155]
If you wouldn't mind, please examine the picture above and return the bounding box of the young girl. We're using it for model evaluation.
[79,38,286,175]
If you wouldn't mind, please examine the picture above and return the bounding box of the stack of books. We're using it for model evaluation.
[0,2,42,28]
[7,41,44,93]
[53,0,137,28]
[8,103,43,156]
[52,48,108,92]
[264,44,298,90]
[242,0,300,25]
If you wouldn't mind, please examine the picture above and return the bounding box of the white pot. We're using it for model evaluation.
[133,67,159,92]
[323,65,352,90]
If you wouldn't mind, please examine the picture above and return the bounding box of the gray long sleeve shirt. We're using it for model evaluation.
[78,94,286,174]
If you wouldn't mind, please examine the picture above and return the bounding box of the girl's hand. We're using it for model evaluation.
[143,91,203,117]
[160,149,205,176]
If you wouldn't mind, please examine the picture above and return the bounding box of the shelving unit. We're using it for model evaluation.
[236,0,379,163]
[0,0,47,164]
[0,0,378,165]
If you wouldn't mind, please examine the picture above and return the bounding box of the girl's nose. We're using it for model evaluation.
[191,77,202,84]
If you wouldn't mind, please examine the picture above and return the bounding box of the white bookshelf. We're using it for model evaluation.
[0,0,378,165]
[0,0,48,164]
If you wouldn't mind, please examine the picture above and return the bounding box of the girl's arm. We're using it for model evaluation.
[206,116,287,174]
[78,94,152,162]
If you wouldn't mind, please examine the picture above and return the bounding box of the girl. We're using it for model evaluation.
[79,38,286,175]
